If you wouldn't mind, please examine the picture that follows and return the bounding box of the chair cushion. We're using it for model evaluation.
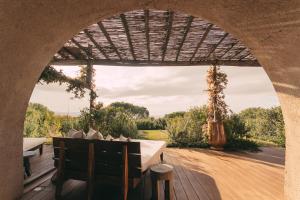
[105,134,114,141]
[119,134,128,141]
[67,129,85,138]
[86,128,104,140]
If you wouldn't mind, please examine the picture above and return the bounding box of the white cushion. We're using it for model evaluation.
[97,131,104,140]
[69,130,84,138]
[86,129,104,140]
[86,128,96,138]
[105,134,114,141]
[66,129,78,137]
[119,134,128,142]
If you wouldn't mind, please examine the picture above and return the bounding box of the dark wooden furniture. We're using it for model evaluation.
[23,151,37,178]
[52,137,143,200]
[150,164,174,200]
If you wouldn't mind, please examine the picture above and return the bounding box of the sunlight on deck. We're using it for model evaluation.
[22,145,284,200]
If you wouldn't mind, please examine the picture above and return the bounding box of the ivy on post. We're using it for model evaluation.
[206,60,229,150]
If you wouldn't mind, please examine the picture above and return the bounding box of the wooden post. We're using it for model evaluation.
[122,144,129,200]
[86,58,96,128]
[87,143,95,200]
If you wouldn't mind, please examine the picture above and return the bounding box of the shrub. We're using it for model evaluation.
[56,115,80,136]
[224,138,259,152]
[136,118,166,130]
[166,106,208,146]
[78,106,138,138]
[24,103,60,137]
[239,106,285,146]
[224,114,249,140]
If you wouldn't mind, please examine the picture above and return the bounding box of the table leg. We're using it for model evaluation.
[39,144,43,155]
[23,157,31,177]
[165,180,174,200]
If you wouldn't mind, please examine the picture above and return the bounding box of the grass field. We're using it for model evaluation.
[138,130,169,142]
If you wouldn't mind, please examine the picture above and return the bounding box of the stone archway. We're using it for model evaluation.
[1,1,300,199]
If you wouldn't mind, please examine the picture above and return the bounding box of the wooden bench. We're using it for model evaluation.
[53,137,144,200]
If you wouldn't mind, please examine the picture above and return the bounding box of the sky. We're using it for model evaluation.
[30,65,279,117]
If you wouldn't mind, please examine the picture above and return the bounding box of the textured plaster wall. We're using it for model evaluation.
[0,0,300,199]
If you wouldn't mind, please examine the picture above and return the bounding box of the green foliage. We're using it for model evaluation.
[166,106,208,146]
[55,115,80,136]
[223,138,259,151]
[224,114,249,140]
[39,66,87,98]
[164,111,185,119]
[206,65,229,121]
[109,102,149,119]
[78,105,138,138]
[23,103,61,137]
[239,106,285,146]
[136,118,166,130]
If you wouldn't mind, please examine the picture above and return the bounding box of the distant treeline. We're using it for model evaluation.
[23,102,285,147]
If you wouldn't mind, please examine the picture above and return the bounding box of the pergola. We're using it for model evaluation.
[50,9,259,67]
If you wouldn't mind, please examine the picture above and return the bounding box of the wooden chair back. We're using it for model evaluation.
[52,137,142,200]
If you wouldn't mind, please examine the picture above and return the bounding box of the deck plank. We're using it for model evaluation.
[22,145,284,200]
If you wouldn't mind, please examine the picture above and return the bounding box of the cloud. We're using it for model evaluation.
[30,65,279,116]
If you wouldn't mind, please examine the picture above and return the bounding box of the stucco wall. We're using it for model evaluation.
[0,0,300,199]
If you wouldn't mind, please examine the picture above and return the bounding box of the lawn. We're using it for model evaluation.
[138,130,169,142]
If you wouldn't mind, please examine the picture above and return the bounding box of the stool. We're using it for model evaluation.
[150,164,174,200]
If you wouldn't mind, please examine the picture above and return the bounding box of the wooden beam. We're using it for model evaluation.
[97,21,122,60]
[71,38,94,59]
[50,59,260,67]
[84,29,110,59]
[189,24,213,62]
[218,42,237,59]
[57,51,68,59]
[230,48,246,59]
[175,16,194,61]
[120,13,136,60]
[144,9,150,61]
[161,11,174,61]
[206,32,229,59]
[238,52,251,60]
[62,47,80,59]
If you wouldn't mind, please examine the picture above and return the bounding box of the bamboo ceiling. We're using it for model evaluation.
[50,9,259,67]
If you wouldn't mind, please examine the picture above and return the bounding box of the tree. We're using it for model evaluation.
[206,63,229,149]
[78,104,138,138]
[164,111,186,119]
[109,102,149,119]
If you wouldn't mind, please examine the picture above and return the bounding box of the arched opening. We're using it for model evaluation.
[1,1,300,200]
[22,9,284,200]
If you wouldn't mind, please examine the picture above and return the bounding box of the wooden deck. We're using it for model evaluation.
[22,145,284,200]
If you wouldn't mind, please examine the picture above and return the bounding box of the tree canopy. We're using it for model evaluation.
[109,102,149,119]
